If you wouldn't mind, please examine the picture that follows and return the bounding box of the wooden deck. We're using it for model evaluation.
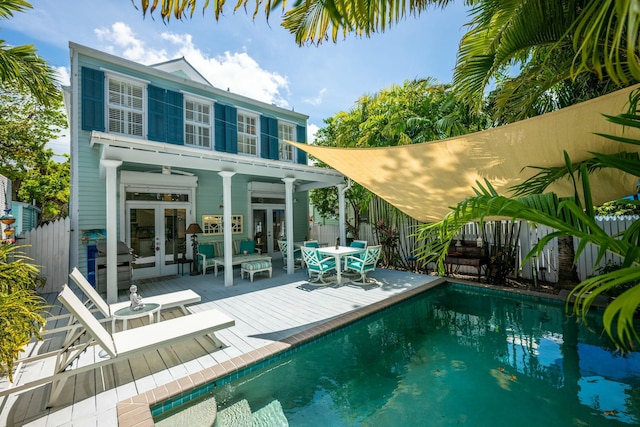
[0,261,440,426]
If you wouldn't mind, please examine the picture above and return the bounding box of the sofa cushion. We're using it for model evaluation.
[241,260,271,271]
[213,241,224,257]
[199,244,214,258]
[239,240,255,254]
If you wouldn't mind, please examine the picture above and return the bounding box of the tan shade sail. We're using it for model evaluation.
[292,85,640,223]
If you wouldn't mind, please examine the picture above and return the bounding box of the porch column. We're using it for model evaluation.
[282,177,296,274]
[101,159,122,304]
[219,171,235,287]
[337,183,347,246]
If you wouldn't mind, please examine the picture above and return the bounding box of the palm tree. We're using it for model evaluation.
[0,0,60,106]
[453,1,639,113]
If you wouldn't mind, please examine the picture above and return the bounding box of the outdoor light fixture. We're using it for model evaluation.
[186,223,203,273]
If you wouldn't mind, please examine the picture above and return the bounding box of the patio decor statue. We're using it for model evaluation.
[129,284,144,311]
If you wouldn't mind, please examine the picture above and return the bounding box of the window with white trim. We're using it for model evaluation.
[107,76,144,137]
[278,122,295,162]
[237,111,258,156]
[185,98,212,148]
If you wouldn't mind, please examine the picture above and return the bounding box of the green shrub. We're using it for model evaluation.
[0,244,47,382]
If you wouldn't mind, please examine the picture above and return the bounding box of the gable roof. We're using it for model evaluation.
[150,57,212,86]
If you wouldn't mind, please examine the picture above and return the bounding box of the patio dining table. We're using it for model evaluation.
[317,246,364,284]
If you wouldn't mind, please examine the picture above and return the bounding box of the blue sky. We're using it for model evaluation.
[3,0,470,154]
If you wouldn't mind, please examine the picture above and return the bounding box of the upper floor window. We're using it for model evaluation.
[107,76,144,137]
[185,98,211,148]
[237,111,258,156]
[278,122,295,162]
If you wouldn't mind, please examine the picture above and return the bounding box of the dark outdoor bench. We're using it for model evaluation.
[444,240,489,281]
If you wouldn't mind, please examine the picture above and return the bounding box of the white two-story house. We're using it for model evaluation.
[65,42,344,302]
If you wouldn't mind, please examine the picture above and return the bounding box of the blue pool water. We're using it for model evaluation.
[155,284,640,426]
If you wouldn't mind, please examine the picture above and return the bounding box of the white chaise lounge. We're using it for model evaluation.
[0,284,235,407]
[69,266,201,318]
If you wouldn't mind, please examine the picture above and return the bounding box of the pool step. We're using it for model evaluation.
[214,399,252,427]
[213,399,288,427]
[252,400,288,426]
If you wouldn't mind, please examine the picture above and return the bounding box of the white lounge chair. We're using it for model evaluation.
[69,266,201,319]
[0,284,235,407]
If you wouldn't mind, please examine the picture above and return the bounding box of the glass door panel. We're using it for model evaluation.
[273,209,285,253]
[163,208,187,268]
[252,207,286,255]
[253,209,267,254]
[128,204,190,279]
[130,207,157,270]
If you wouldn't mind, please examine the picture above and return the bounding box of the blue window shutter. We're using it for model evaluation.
[260,116,270,159]
[166,90,184,145]
[81,67,104,131]
[214,104,237,153]
[296,124,307,164]
[226,105,238,154]
[268,118,279,160]
[214,103,226,152]
[259,116,278,160]
[148,85,166,142]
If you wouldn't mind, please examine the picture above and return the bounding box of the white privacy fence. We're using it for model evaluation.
[18,217,70,294]
[310,215,638,283]
[14,215,636,292]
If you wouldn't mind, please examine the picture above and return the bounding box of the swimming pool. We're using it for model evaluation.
[155,284,640,426]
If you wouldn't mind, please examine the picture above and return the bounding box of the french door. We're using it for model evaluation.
[127,203,189,279]
[252,206,285,256]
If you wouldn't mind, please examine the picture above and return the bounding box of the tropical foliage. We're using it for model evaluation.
[416,102,640,349]
[309,79,490,239]
[453,1,639,113]
[0,0,63,382]
[0,244,46,382]
[0,0,60,107]
[0,84,69,223]
[135,1,640,110]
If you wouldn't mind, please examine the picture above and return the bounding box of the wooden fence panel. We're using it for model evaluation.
[19,217,70,294]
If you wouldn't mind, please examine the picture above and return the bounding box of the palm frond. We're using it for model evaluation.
[454,0,577,110]
[511,152,640,197]
[0,0,31,19]
[569,266,640,350]
[0,43,61,107]
[571,0,640,84]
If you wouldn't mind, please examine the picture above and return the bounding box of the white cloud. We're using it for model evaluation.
[94,22,289,107]
[307,123,319,144]
[303,88,327,106]
[55,66,70,86]
[95,22,168,64]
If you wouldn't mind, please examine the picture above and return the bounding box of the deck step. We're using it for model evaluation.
[214,399,252,427]
[252,400,289,426]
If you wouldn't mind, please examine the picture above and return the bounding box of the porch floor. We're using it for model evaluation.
[1,259,440,426]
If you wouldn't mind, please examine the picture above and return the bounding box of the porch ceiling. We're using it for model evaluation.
[90,131,344,189]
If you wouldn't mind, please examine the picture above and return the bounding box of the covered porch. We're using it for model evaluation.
[85,131,346,303]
